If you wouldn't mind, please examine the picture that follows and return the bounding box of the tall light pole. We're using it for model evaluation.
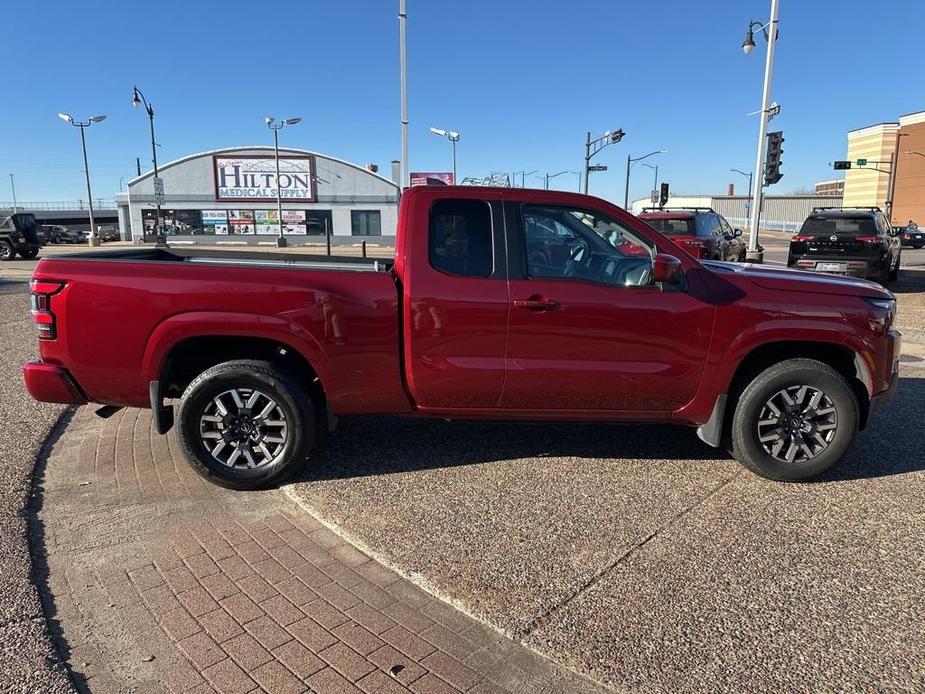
[623,150,666,208]
[8,174,17,213]
[429,127,460,183]
[265,117,302,248]
[640,162,658,201]
[730,168,753,227]
[59,112,106,247]
[513,170,537,188]
[131,86,164,246]
[584,129,625,194]
[541,170,573,190]
[741,0,780,263]
[399,0,409,189]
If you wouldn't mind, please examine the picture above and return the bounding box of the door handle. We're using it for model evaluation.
[513,295,560,311]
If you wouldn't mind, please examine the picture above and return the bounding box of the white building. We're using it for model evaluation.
[116,146,399,243]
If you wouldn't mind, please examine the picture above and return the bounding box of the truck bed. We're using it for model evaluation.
[52,246,394,273]
[31,247,410,416]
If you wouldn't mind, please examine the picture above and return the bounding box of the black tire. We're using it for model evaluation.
[0,242,15,261]
[51,234,61,244]
[876,262,891,285]
[19,248,39,259]
[175,359,316,490]
[730,358,858,481]
[889,253,900,281]
[913,244,923,250]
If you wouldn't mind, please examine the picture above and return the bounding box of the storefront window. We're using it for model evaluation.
[351,210,381,236]
[306,210,333,236]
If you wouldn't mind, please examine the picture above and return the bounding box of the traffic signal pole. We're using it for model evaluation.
[747,0,779,263]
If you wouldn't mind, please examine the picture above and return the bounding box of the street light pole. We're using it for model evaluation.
[8,174,17,213]
[641,162,658,200]
[584,128,626,195]
[59,112,106,247]
[623,150,667,208]
[429,128,460,183]
[265,116,302,248]
[730,168,754,228]
[742,0,780,263]
[132,86,164,246]
[399,0,409,189]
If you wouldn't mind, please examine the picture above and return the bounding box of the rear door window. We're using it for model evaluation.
[429,199,493,277]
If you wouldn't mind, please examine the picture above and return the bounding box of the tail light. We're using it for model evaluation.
[796,260,815,267]
[904,233,912,239]
[681,239,704,257]
[854,236,880,243]
[791,234,813,241]
[30,280,65,340]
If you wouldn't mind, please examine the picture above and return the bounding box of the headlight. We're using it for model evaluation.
[866,298,895,311]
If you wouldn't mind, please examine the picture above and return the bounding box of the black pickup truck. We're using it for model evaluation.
[1,212,44,261]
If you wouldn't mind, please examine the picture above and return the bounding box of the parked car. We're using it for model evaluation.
[24,186,899,489]
[895,221,923,249]
[42,225,84,244]
[97,226,121,243]
[788,207,901,284]
[637,208,747,262]
[1,212,44,260]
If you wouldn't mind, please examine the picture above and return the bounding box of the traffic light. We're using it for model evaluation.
[833,161,852,170]
[659,182,669,207]
[764,131,784,186]
[610,129,625,143]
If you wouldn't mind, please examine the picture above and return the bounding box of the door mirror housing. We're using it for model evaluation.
[652,253,682,284]
[733,228,744,237]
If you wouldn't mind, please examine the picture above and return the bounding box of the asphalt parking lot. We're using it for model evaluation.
[2,239,924,692]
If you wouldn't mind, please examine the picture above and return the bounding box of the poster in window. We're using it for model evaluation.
[255,210,279,234]
[201,210,228,235]
[282,210,307,235]
[228,209,255,234]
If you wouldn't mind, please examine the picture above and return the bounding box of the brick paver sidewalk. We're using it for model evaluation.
[35,407,605,693]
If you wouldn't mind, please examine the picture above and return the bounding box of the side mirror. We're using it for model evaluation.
[733,228,744,237]
[653,253,682,284]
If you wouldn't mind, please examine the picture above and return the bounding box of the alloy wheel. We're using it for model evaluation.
[199,388,287,469]
[756,384,837,464]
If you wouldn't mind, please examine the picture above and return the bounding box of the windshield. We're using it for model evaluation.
[641,217,694,236]
[799,216,877,237]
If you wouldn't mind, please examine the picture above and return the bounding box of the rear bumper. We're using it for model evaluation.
[22,361,88,405]
[789,255,886,278]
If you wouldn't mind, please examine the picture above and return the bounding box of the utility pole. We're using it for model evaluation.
[744,0,780,263]
[399,0,409,189]
[885,150,897,221]
[583,131,591,194]
[8,174,17,213]
[136,157,141,176]
[584,128,626,195]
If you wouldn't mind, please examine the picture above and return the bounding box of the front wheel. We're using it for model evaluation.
[175,360,316,490]
[730,358,858,481]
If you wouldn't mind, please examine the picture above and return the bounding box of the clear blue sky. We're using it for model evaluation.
[4,0,923,205]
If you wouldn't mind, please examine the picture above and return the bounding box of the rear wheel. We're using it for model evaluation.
[175,360,316,490]
[0,242,15,261]
[19,248,39,259]
[890,253,901,281]
[730,358,858,481]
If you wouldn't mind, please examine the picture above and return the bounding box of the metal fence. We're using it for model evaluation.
[711,194,845,233]
[0,200,117,211]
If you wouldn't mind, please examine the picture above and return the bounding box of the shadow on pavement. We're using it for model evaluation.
[891,267,925,294]
[299,375,924,485]
[26,408,86,693]
[818,375,925,482]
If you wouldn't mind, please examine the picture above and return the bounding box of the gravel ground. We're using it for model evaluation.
[0,285,74,693]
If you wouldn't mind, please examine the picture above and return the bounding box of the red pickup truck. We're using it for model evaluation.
[24,186,900,489]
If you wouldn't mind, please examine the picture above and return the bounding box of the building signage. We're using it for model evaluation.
[410,172,454,186]
[202,209,229,235]
[214,155,315,202]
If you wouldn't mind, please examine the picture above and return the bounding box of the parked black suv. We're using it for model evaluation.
[788,207,901,284]
[0,212,44,261]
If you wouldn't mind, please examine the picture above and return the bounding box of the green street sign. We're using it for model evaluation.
[856,158,868,166]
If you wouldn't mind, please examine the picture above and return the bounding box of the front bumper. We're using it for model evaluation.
[22,361,87,405]
[865,330,901,427]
